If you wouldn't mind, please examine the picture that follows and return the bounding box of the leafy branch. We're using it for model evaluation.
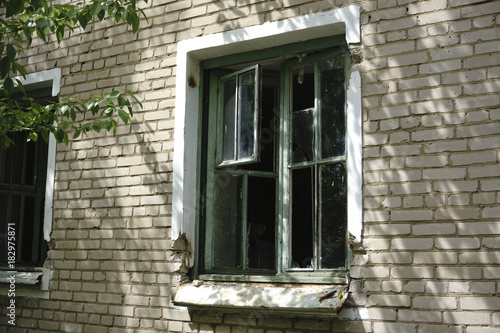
[0,0,148,148]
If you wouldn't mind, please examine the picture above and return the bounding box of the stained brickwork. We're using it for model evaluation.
[1,0,499,332]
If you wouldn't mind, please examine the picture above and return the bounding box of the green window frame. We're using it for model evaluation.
[200,40,350,284]
[216,65,261,166]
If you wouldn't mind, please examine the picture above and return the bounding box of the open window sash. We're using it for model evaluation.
[217,65,261,167]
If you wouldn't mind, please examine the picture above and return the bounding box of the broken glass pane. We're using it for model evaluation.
[319,55,345,159]
[319,162,346,269]
[212,173,243,269]
[291,64,314,111]
[238,70,256,160]
[221,78,237,162]
[291,109,314,163]
[291,167,314,269]
[247,176,276,270]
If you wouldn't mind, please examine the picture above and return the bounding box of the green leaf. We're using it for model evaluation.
[23,26,33,45]
[85,100,95,110]
[3,77,14,97]
[60,104,69,115]
[63,131,69,146]
[36,27,47,41]
[6,0,24,17]
[81,122,92,133]
[126,7,139,33]
[102,106,113,116]
[97,9,106,21]
[31,0,48,11]
[104,91,120,99]
[139,8,148,23]
[55,128,64,142]
[126,89,142,109]
[78,13,91,29]
[91,2,102,16]
[118,109,129,124]
[37,17,49,28]
[117,96,127,107]
[28,131,38,142]
[14,62,27,78]
[6,44,16,61]
[73,129,81,139]
[70,108,76,121]
[105,118,115,131]
[67,8,78,19]
[91,104,99,115]
[56,25,64,43]
[92,120,103,133]
[40,129,49,142]
[1,136,13,149]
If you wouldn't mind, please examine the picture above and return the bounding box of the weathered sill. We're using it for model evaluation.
[173,281,348,316]
[0,270,42,285]
[0,267,51,299]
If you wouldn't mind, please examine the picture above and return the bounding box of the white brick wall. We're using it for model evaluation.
[0,0,499,332]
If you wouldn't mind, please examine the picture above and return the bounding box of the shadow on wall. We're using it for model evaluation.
[356,0,500,331]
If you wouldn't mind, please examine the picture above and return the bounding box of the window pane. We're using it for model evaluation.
[291,109,314,163]
[291,167,314,269]
[222,78,236,162]
[20,195,36,265]
[291,64,314,111]
[24,138,37,186]
[238,70,256,160]
[319,56,345,159]
[247,176,275,270]
[0,193,8,263]
[212,173,243,269]
[240,84,277,172]
[320,162,346,269]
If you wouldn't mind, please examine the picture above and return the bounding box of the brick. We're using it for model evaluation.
[413,223,455,235]
[436,267,482,280]
[435,237,480,249]
[398,310,441,323]
[417,324,462,333]
[414,252,457,264]
[451,151,497,166]
[460,252,500,264]
[471,282,496,295]
[367,308,397,321]
[436,207,480,220]
[368,295,411,307]
[418,9,461,25]
[461,297,500,310]
[413,296,457,310]
[391,210,433,221]
[412,128,454,142]
[373,322,415,333]
[391,267,434,279]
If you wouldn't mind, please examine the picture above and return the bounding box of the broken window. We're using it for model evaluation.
[201,43,349,282]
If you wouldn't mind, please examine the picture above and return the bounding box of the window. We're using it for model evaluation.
[0,132,49,267]
[173,6,361,310]
[0,69,59,295]
[199,43,350,283]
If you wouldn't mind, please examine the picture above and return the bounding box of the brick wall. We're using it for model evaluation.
[1,0,499,332]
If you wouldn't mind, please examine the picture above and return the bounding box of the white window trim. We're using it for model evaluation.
[16,68,60,245]
[0,68,60,297]
[173,6,362,265]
